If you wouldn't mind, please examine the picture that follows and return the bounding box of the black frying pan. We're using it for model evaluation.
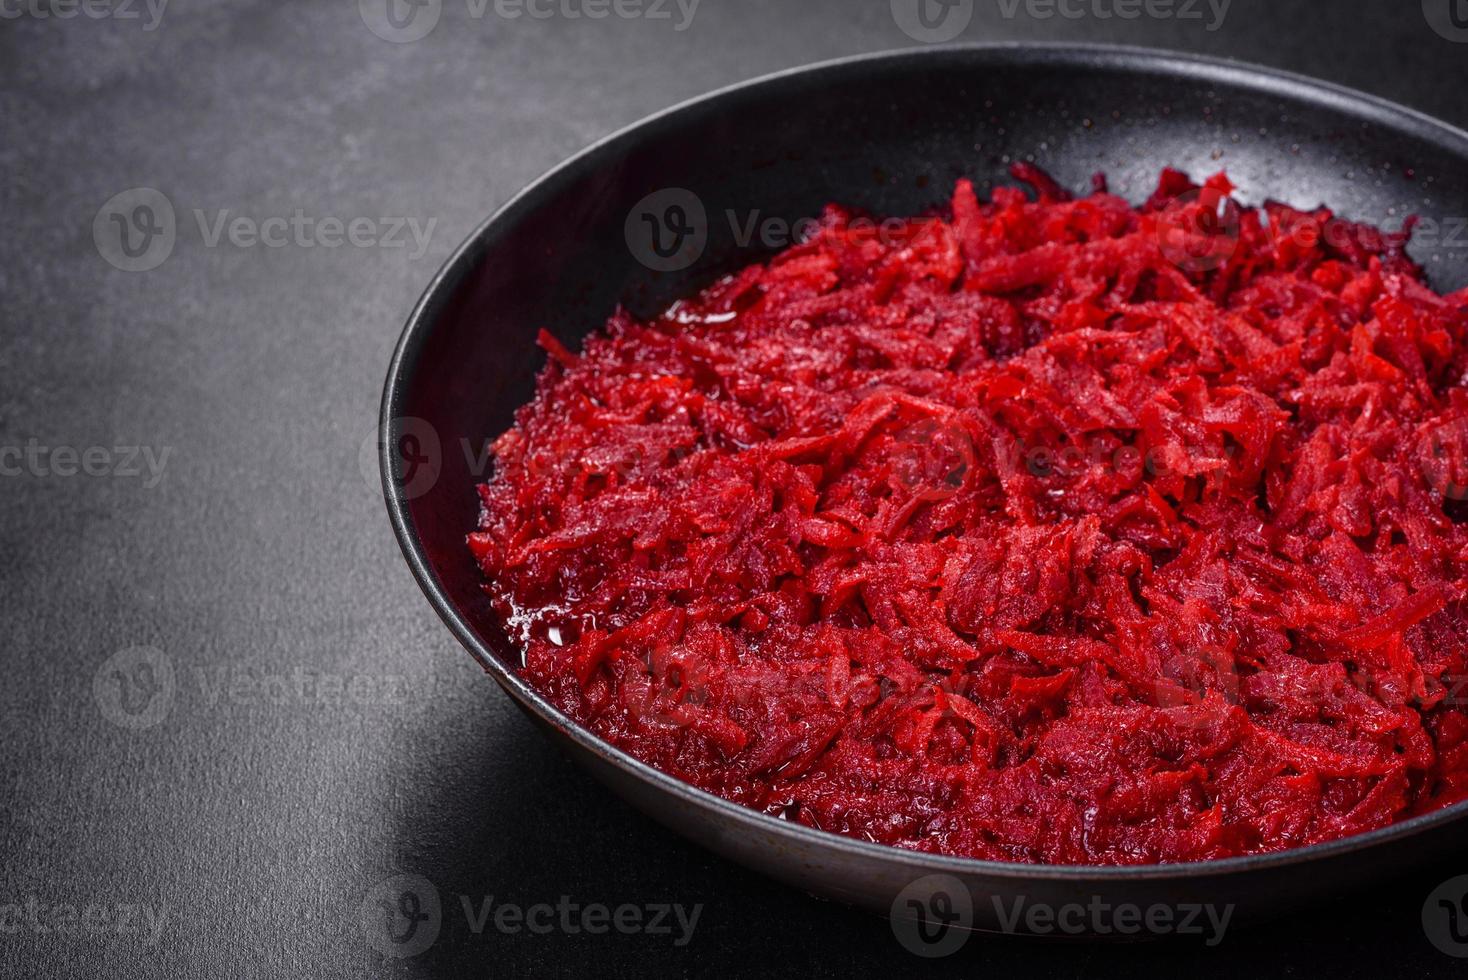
[380,44,1468,938]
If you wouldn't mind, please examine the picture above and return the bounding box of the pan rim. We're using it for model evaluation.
[381,41,1468,883]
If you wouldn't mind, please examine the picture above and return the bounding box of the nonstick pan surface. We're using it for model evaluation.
[382,44,1468,937]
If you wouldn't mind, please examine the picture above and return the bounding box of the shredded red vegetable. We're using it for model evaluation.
[469,167,1468,864]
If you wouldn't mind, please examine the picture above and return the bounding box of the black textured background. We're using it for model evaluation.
[5,1,1468,977]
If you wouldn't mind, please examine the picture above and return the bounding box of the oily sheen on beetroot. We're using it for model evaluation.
[469,167,1468,864]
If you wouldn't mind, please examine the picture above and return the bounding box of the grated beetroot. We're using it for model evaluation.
[469,167,1468,864]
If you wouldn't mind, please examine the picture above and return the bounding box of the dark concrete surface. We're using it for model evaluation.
[4,1,1468,976]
